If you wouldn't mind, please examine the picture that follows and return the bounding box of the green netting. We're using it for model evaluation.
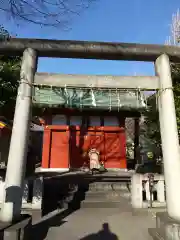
[32,85,147,110]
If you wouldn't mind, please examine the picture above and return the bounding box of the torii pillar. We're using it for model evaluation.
[155,54,180,221]
[0,48,37,222]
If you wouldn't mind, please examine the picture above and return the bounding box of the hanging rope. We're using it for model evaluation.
[155,87,174,110]
[109,89,112,111]
[64,84,69,105]
[50,85,53,104]
[138,87,147,108]
[32,84,152,110]
[144,94,148,109]
[91,87,96,107]
[79,88,82,110]
[156,87,173,98]
[136,88,139,108]
[117,89,121,112]
[155,90,159,111]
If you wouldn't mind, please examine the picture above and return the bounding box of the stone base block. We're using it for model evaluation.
[131,174,143,208]
[0,180,29,205]
[32,177,43,210]
[148,228,164,240]
[0,214,31,240]
[149,212,180,240]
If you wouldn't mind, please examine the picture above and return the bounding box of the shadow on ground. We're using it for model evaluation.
[27,173,129,239]
[28,183,84,239]
[28,209,71,240]
[27,175,88,239]
[79,223,119,240]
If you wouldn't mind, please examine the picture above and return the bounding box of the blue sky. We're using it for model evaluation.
[1,0,179,76]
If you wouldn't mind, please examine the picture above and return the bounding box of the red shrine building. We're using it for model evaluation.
[33,80,146,172]
[41,113,127,171]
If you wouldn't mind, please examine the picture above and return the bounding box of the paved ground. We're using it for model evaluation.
[27,171,163,239]
[29,204,165,240]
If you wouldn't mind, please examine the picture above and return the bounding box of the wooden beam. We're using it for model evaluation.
[1,38,180,62]
[34,73,159,90]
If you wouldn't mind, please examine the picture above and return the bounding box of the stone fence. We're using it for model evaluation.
[0,173,166,211]
[131,173,166,208]
[0,176,43,210]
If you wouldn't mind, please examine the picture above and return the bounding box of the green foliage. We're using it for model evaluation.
[0,26,21,119]
[0,55,21,118]
[0,26,10,40]
[143,95,161,148]
[144,63,180,147]
[172,63,180,133]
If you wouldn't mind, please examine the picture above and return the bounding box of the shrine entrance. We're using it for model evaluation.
[1,38,180,226]
[36,83,146,171]
[68,117,126,170]
[41,113,128,170]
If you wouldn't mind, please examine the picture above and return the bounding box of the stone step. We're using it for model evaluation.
[81,189,131,208]
[148,228,164,240]
[80,200,123,208]
[85,191,131,199]
[86,177,131,182]
[156,212,176,229]
[89,179,130,184]
[62,188,131,208]
[154,212,180,240]
[80,193,131,208]
[88,182,131,191]
[65,187,132,209]
[81,174,131,182]
[81,171,132,177]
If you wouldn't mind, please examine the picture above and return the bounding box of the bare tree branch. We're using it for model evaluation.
[0,0,96,28]
[165,9,180,45]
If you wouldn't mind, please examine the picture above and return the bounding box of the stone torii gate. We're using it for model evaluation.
[0,38,180,235]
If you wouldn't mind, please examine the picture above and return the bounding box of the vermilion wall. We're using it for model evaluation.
[42,126,70,169]
[42,125,127,169]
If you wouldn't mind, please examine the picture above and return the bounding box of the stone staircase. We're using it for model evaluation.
[80,180,131,208]
[42,172,132,215]
[66,172,132,210]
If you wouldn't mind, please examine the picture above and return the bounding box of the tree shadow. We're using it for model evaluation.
[79,223,119,240]
[27,208,70,240]
[69,125,89,169]
[28,174,88,240]
[27,173,127,240]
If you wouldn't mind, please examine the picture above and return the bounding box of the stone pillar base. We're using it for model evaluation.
[32,177,43,210]
[0,214,31,240]
[131,174,143,208]
[149,212,180,240]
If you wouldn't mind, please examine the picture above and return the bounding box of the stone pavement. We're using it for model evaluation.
[29,205,165,240]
